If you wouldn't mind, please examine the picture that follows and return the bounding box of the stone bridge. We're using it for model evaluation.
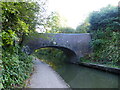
[22,33,92,63]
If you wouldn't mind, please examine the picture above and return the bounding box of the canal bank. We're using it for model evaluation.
[27,58,69,88]
[26,58,119,88]
[54,62,119,88]
[78,62,120,75]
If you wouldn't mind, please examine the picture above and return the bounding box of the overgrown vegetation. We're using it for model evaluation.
[2,47,33,88]
[1,1,45,88]
[80,5,120,67]
[34,48,67,69]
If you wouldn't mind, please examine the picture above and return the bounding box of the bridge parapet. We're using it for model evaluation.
[22,33,92,63]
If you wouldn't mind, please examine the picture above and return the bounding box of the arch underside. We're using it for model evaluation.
[31,46,79,63]
[22,33,92,63]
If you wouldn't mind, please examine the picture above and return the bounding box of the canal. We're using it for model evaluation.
[53,62,119,88]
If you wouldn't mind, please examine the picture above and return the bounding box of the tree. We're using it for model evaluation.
[2,2,40,47]
[76,22,90,33]
[87,5,120,65]
[45,12,61,33]
[1,1,48,88]
[88,5,119,32]
[59,27,75,33]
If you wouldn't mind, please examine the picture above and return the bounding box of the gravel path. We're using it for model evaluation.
[27,58,69,88]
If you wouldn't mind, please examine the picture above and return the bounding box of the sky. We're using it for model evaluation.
[47,0,119,29]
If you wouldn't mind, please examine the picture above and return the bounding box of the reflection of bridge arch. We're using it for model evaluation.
[22,33,92,63]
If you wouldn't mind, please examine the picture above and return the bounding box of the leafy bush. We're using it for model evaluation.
[90,28,119,65]
[2,46,33,88]
[80,5,120,67]
[1,1,43,88]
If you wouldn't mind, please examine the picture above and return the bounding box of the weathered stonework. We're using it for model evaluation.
[22,33,92,63]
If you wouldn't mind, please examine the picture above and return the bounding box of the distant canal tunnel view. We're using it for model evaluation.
[1,0,120,89]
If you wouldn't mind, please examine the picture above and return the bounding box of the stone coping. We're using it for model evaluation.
[77,62,120,75]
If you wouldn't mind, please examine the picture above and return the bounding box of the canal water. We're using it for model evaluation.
[54,62,119,88]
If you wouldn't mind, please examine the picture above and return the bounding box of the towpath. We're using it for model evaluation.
[27,58,69,88]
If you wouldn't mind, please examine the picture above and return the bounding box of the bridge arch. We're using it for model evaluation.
[22,33,92,63]
[23,45,78,63]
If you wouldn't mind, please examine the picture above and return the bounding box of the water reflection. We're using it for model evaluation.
[54,62,119,88]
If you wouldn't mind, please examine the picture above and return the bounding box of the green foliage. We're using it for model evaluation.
[2,30,18,45]
[44,12,73,33]
[1,2,40,47]
[1,1,44,88]
[59,27,75,33]
[0,51,3,88]
[2,46,33,88]
[34,48,67,69]
[45,12,61,33]
[84,5,120,67]
[75,22,90,33]
[88,5,119,32]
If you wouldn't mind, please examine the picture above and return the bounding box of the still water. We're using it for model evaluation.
[54,63,119,88]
